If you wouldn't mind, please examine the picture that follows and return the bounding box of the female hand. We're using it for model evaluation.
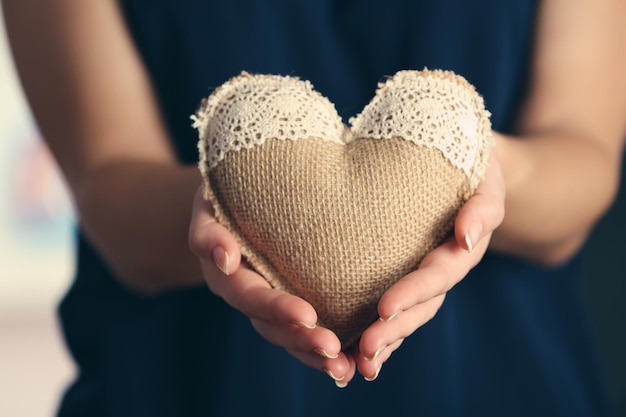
[354,149,506,382]
[188,185,357,386]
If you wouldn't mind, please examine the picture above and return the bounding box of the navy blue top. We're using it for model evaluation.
[57,1,613,416]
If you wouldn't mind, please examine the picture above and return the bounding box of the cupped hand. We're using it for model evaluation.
[354,149,506,383]
[188,185,357,386]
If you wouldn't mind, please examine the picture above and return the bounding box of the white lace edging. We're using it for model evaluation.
[191,72,344,177]
[350,69,494,190]
[192,70,493,189]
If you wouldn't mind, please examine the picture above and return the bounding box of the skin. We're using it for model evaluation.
[4,0,626,387]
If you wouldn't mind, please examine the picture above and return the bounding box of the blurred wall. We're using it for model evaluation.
[0,8,76,417]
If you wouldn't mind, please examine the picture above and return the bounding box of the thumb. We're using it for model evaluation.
[454,152,505,252]
[189,186,241,275]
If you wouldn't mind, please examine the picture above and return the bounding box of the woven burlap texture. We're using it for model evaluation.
[194,70,493,348]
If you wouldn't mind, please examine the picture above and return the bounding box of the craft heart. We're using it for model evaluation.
[192,69,493,348]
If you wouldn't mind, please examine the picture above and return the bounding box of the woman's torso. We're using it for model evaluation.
[57,1,612,416]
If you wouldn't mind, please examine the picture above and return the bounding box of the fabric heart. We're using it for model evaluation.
[192,70,493,347]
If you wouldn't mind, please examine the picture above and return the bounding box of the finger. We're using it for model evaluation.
[215,267,319,328]
[189,189,316,325]
[377,236,489,321]
[355,338,404,382]
[359,294,446,362]
[289,349,357,388]
[251,318,354,387]
[250,318,341,358]
[455,152,505,252]
[188,186,241,275]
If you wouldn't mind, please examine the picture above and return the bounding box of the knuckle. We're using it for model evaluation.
[188,220,219,257]
[233,290,253,317]
[188,229,203,254]
[424,261,453,294]
[497,202,506,225]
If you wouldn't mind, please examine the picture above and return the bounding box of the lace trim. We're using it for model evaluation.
[350,69,493,189]
[193,70,493,188]
[191,72,344,174]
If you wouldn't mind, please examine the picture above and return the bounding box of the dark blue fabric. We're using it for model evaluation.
[57,1,613,416]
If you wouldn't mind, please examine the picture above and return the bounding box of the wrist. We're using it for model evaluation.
[77,162,205,294]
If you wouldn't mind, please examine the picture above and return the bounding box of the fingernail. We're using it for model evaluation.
[335,380,348,388]
[465,222,483,253]
[292,321,317,329]
[364,345,386,362]
[324,368,345,382]
[212,246,230,275]
[314,348,339,359]
[379,311,400,322]
[364,366,381,382]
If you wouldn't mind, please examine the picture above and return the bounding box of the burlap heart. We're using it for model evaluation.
[192,69,493,347]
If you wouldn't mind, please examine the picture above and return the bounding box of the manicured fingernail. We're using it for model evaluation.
[465,222,483,253]
[212,246,230,275]
[324,368,345,382]
[464,232,473,253]
[292,321,317,329]
[364,366,381,382]
[379,311,400,322]
[335,380,348,388]
[364,345,385,362]
[314,348,339,359]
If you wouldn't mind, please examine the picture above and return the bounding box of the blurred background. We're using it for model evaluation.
[1,8,624,417]
[0,8,76,417]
